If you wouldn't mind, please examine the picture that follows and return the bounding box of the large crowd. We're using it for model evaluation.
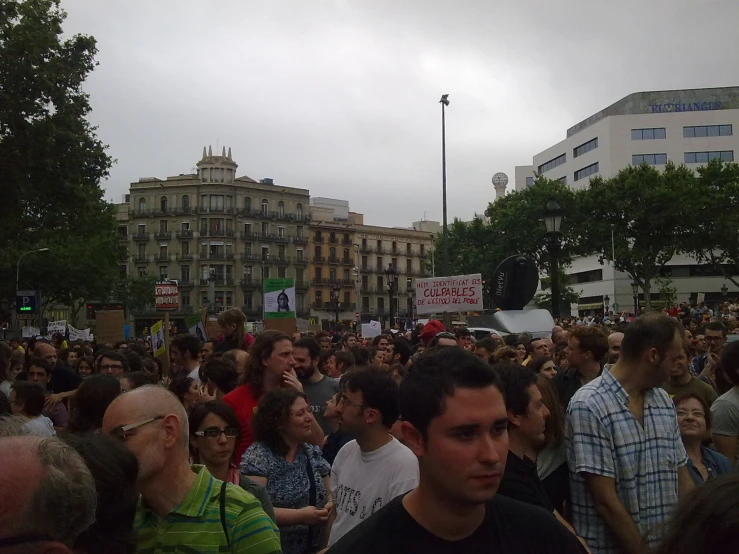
[1,303,739,553]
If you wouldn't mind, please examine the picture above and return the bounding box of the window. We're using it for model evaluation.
[377,240,382,250]
[263,266,270,279]
[181,292,190,307]
[118,225,127,238]
[343,248,350,261]
[406,243,412,255]
[573,137,598,158]
[245,197,252,211]
[138,198,146,212]
[315,291,323,306]
[181,266,190,281]
[631,127,666,140]
[377,297,385,312]
[343,291,351,305]
[182,222,190,231]
[314,246,322,258]
[160,220,168,233]
[558,176,567,185]
[182,241,190,255]
[420,244,425,255]
[343,269,350,281]
[574,162,599,181]
[297,226,303,238]
[362,297,370,311]
[632,153,667,165]
[330,247,336,259]
[278,245,286,259]
[244,223,252,237]
[329,268,337,281]
[138,223,145,234]
[119,264,127,278]
[296,248,304,260]
[406,259,413,273]
[684,125,732,138]
[159,266,168,279]
[138,267,147,277]
[261,199,268,214]
[278,201,284,216]
[278,226,285,238]
[377,275,384,289]
[261,222,269,235]
[376,256,382,269]
[685,151,734,163]
[537,153,566,174]
[362,238,367,248]
[316,267,322,280]
[160,197,168,213]
[568,269,603,284]
[296,203,303,217]
[392,241,397,253]
[261,246,269,260]
[296,268,304,283]
[182,195,190,210]
[525,176,534,187]
[278,266,286,278]
[245,242,252,255]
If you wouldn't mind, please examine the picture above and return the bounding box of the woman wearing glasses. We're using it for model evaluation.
[241,389,332,554]
[189,401,275,521]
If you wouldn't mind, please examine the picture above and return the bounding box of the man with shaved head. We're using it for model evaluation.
[605,332,624,369]
[0,435,96,553]
[102,385,281,553]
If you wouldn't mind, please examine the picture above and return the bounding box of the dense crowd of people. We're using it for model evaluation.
[2,303,739,553]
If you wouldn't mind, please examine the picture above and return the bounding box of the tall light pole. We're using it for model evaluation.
[385,263,397,330]
[439,94,450,281]
[16,248,50,293]
[544,200,563,319]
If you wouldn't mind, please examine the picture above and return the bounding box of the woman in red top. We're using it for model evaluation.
[223,330,317,461]
[216,308,255,353]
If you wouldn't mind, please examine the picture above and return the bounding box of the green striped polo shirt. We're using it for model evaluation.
[135,464,282,553]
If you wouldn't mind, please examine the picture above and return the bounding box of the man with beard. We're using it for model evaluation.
[566,314,694,554]
[293,337,340,434]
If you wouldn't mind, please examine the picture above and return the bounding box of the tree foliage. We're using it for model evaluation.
[578,163,698,310]
[0,0,115,322]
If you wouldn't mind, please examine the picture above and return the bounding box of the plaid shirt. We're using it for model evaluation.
[565,369,687,554]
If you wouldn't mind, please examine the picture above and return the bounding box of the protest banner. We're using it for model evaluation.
[47,320,66,335]
[361,321,382,339]
[95,310,126,345]
[184,314,207,342]
[264,278,296,319]
[415,274,484,315]
[22,326,40,338]
[151,320,166,357]
[67,325,92,342]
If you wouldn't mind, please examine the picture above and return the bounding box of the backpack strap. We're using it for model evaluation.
[220,480,231,547]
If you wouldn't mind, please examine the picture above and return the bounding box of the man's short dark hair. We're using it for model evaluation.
[96,350,129,373]
[620,314,683,362]
[390,339,411,365]
[400,347,503,437]
[475,338,497,354]
[569,326,609,360]
[12,381,47,416]
[343,367,399,428]
[455,327,471,338]
[721,341,739,386]
[122,350,144,372]
[704,321,728,336]
[293,338,321,361]
[333,350,355,370]
[28,357,54,376]
[200,358,238,394]
[527,337,547,355]
[171,334,202,360]
[341,332,357,345]
[494,365,537,418]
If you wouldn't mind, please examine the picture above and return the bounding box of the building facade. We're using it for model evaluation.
[514,87,739,313]
[117,147,311,323]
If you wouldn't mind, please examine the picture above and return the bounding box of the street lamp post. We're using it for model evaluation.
[544,200,563,319]
[385,263,397,330]
[16,248,50,293]
[406,280,415,322]
[603,295,610,316]
[439,94,452,330]
[331,283,341,329]
[721,284,729,298]
[631,281,639,314]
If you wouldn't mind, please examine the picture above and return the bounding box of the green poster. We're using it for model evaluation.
[264,278,296,319]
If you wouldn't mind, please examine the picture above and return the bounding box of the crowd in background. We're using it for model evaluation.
[2,303,739,553]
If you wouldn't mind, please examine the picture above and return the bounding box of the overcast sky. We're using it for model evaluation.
[61,0,739,227]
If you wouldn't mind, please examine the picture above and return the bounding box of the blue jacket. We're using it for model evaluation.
[687,445,734,485]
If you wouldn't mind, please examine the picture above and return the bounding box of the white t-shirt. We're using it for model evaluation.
[22,416,56,438]
[187,365,201,385]
[328,437,419,546]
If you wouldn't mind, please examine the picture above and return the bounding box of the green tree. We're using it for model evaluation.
[578,163,698,311]
[686,159,739,286]
[111,274,157,316]
[533,273,582,312]
[0,0,115,323]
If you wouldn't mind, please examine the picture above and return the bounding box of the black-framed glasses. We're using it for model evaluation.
[110,415,165,442]
[0,534,54,548]
[194,427,239,439]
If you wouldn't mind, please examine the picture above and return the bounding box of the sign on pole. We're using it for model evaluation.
[151,320,166,357]
[264,278,296,319]
[361,321,382,338]
[155,281,179,311]
[16,290,37,314]
[415,274,484,315]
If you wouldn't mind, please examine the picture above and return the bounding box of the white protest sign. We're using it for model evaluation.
[47,320,66,335]
[415,273,484,315]
[22,326,40,338]
[361,321,382,339]
[67,325,91,342]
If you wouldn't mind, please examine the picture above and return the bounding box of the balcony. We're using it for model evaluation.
[313,236,324,243]
[313,256,325,264]
[130,209,152,218]
[275,234,290,244]
[341,257,353,266]
[341,239,353,246]
[339,279,355,287]
[293,236,308,245]
[199,229,235,238]
[295,280,309,291]
[312,302,357,311]
[241,231,261,240]
[274,256,290,265]
[294,257,309,266]
[203,252,235,261]
[133,255,148,262]
[328,257,340,265]
[176,253,193,261]
[240,278,263,289]
[359,245,375,254]
[178,280,194,288]
[241,253,263,262]
[118,234,128,242]
[132,232,150,241]
[176,230,193,239]
[155,253,170,262]
[328,236,338,244]
[172,206,197,215]
[154,232,172,240]
[199,278,235,286]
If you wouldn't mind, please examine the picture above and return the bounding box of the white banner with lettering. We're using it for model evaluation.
[47,320,67,335]
[415,274,484,315]
[22,326,41,338]
[68,325,92,342]
[361,321,382,338]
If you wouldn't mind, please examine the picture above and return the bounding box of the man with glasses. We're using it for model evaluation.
[0,435,96,554]
[102,385,281,553]
[694,322,727,375]
[327,367,419,547]
[97,350,129,380]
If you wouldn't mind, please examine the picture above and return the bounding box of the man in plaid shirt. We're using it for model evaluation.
[566,314,694,554]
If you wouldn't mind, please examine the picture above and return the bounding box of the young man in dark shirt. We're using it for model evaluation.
[327,348,582,554]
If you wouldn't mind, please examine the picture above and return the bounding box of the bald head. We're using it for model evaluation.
[608,332,624,364]
[34,342,58,366]
[552,326,568,345]
[0,436,96,549]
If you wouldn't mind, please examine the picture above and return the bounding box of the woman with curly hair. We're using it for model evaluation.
[241,388,332,554]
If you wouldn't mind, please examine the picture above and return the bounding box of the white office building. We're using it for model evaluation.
[514,86,739,314]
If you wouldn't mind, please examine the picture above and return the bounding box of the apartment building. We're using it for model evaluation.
[514,87,739,313]
[117,147,311,322]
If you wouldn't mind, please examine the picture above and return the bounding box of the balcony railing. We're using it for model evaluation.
[176,230,193,239]
[328,257,340,264]
[313,236,324,243]
[155,253,170,261]
[199,278,235,286]
[176,253,193,261]
[154,232,172,240]
[133,255,148,262]
[240,278,263,288]
[294,257,309,266]
[237,207,312,222]
[202,252,235,260]
[341,239,353,246]
[200,229,235,238]
[295,280,309,290]
[178,280,194,287]
[313,256,325,264]
[293,236,309,245]
[132,232,150,241]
